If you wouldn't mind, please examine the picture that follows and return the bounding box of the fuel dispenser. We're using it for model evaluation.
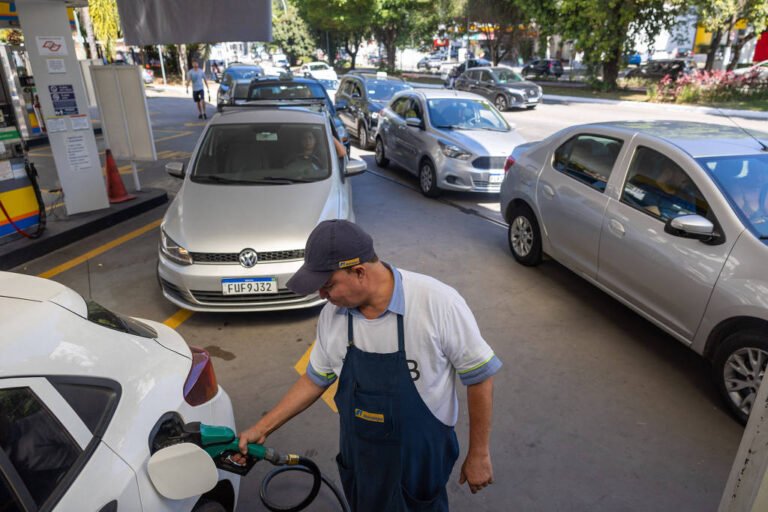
[0,125,45,241]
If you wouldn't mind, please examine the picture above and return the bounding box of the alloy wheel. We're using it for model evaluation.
[495,95,508,111]
[724,347,768,416]
[420,163,433,193]
[358,124,368,149]
[510,216,534,257]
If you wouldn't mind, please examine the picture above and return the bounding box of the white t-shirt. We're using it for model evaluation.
[308,267,502,426]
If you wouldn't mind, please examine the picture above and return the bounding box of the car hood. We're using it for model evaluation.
[164,179,341,253]
[435,127,526,157]
[501,81,540,91]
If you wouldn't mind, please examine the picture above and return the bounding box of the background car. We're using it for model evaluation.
[216,64,264,106]
[298,61,338,82]
[521,59,564,79]
[500,120,768,423]
[142,67,154,84]
[271,54,290,69]
[0,271,239,510]
[375,88,526,197]
[624,59,696,81]
[247,76,350,152]
[335,72,412,149]
[417,53,445,71]
[442,58,492,86]
[734,59,768,80]
[158,105,366,312]
[454,66,542,111]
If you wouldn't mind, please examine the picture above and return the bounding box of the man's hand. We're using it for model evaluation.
[229,423,269,465]
[459,451,493,494]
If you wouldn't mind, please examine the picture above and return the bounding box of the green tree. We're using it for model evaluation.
[373,0,436,72]
[88,0,121,59]
[273,3,316,65]
[530,0,686,89]
[465,0,528,65]
[299,0,376,68]
[697,0,768,71]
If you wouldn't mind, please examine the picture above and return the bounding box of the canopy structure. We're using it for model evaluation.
[116,0,271,45]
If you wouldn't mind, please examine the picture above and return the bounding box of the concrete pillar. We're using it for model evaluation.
[16,0,108,215]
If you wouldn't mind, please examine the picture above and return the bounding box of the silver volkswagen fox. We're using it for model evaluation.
[158,105,365,312]
[500,120,768,423]
[375,89,526,197]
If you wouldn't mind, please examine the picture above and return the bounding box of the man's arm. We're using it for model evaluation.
[237,373,325,453]
[459,376,494,494]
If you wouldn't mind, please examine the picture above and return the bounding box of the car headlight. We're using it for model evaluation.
[438,141,472,160]
[160,229,193,265]
[371,112,379,120]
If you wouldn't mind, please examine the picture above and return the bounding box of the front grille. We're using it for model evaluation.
[191,288,306,304]
[526,88,539,97]
[160,279,190,300]
[472,157,507,170]
[471,179,502,189]
[191,249,305,265]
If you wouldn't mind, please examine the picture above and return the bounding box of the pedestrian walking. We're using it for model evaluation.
[236,220,501,511]
[186,60,209,119]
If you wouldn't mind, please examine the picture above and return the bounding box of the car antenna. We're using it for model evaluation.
[717,107,768,152]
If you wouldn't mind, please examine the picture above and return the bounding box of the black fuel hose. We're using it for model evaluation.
[259,456,350,512]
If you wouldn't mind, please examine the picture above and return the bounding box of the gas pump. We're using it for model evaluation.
[0,125,45,241]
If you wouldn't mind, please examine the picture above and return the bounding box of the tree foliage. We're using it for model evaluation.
[696,0,768,70]
[272,3,316,65]
[299,0,376,68]
[372,0,435,72]
[88,0,121,59]
[465,0,528,65]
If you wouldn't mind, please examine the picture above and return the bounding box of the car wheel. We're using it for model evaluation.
[508,204,542,266]
[494,95,508,111]
[193,500,227,512]
[374,137,389,167]
[418,159,440,198]
[526,105,537,110]
[714,330,768,424]
[357,123,370,150]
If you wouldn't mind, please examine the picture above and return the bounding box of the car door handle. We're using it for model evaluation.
[608,218,625,237]
[541,184,555,198]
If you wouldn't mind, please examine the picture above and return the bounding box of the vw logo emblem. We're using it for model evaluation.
[238,249,258,268]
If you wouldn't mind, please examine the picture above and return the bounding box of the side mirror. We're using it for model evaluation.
[664,214,719,242]
[345,158,367,177]
[335,100,349,111]
[405,117,423,129]
[166,161,185,179]
[147,443,218,500]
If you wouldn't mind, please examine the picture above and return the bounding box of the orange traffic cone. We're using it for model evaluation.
[104,149,135,203]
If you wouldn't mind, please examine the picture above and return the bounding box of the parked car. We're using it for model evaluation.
[521,59,563,79]
[298,61,338,82]
[246,76,350,152]
[443,58,492,86]
[734,59,768,80]
[454,66,542,111]
[216,64,264,106]
[158,104,366,312]
[500,120,768,423]
[271,54,289,69]
[142,67,154,84]
[0,271,239,510]
[417,54,445,71]
[335,72,412,149]
[375,89,525,197]
[624,59,696,81]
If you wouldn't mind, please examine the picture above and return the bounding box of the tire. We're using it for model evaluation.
[357,123,370,150]
[494,95,508,111]
[193,500,227,512]
[507,204,542,266]
[526,105,537,110]
[713,330,768,424]
[418,159,440,198]
[374,137,389,167]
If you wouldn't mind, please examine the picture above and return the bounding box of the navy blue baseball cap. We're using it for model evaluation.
[287,220,376,295]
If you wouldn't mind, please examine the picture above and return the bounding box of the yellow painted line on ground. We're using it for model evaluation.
[163,308,195,329]
[37,218,162,279]
[155,130,193,143]
[295,342,338,412]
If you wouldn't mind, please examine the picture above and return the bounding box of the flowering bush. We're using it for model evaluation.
[647,69,768,104]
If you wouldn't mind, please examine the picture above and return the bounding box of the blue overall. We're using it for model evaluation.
[334,312,459,511]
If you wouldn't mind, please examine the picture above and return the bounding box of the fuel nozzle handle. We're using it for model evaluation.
[196,424,300,476]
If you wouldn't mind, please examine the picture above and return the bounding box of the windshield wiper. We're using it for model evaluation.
[250,177,315,184]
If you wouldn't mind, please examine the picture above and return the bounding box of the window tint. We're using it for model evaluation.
[86,300,157,338]
[553,134,622,192]
[0,477,23,512]
[391,97,410,118]
[479,70,493,82]
[0,388,81,508]
[623,146,709,221]
[404,99,423,120]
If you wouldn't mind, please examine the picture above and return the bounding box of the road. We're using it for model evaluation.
[16,93,756,511]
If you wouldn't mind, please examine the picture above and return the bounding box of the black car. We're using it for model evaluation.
[624,59,696,81]
[521,59,563,79]
[335,73,412,149]
[246,76,350,151]
[445,58,492,86]
[454,67,543,111]
[216,64,264,106]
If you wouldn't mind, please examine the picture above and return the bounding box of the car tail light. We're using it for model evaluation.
[503,155,516,173]
[184,346,218,406]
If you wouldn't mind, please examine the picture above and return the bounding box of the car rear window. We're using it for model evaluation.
[249,82,327,101]
[86,300,157,338]
[553,134,623,192]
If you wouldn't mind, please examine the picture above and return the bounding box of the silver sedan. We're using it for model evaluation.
[500,120,768,423]
[375,89,526,197]
[158,106,365,312]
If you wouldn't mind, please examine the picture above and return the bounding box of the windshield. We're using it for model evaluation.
[228,67,262,80]
[493,69,524,83]
[367,81,411,100]
[192,123,331,185]
[697,154,768,239]
[427,98,510,132]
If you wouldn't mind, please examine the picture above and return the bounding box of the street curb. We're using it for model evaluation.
[543,94,768,120]
[1,188,168,271]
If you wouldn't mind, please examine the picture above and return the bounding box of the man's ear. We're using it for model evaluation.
[352,265,366,280]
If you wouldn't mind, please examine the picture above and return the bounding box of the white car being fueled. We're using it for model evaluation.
[0,271,239,511]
